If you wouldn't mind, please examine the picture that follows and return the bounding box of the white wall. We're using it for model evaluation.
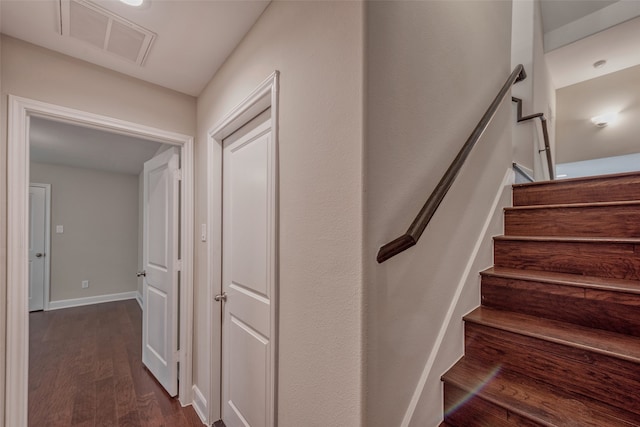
[556,64,640,164]
[195,2,365,425]
[30,162,139,302]
[365,2,512,426]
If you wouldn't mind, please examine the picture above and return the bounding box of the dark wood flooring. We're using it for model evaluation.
[29,299,204,427]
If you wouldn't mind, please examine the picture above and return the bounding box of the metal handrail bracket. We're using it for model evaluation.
[376,64,526,263]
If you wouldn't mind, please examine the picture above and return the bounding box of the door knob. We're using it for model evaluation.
[137,270,146,277]
[214,292,227,302]
[35,253,44,258]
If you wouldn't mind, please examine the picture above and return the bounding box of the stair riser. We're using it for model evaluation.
[481,276,640,337]
[465,323,640,415]
[504,205,640,238]
[443,383,543,427]
[513,174,640,206]
[494,239,640,280]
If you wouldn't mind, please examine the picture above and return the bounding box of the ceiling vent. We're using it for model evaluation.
[58,0,156,66]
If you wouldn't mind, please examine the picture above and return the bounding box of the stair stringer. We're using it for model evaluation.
[401,168,514,427]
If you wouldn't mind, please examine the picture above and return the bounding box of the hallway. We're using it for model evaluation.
[29,300,203,426]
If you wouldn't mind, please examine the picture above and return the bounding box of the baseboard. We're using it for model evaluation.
[136,292,143,309]
[48,291,138,311]
[192,385,208,425]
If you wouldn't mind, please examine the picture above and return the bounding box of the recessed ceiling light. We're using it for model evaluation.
[590,112,618,127]
[120,0,144,6]
[593,59,607,69]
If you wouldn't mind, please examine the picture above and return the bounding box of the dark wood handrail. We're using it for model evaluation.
[511,97,554,181]
[376,64,527,263]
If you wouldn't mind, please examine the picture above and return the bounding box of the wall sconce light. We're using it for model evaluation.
[120,0,144,6]
[590,112,618,127]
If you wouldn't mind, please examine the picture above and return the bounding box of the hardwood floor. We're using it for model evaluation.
[29,300,204,427]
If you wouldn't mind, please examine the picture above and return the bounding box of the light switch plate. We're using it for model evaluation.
[56,225,64,234]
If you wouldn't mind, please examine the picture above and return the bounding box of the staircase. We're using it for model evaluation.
[441,171,640,426]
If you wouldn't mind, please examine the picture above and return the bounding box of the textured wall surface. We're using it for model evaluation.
[195,2,365,425]
[365,2,513,426]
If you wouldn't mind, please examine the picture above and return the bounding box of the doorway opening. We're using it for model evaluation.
[207,71,279,426]
[7,95,195,426]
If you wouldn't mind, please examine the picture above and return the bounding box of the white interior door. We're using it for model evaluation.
[28,185,47,312]
[142,146,180,397]
[222,110,277,427]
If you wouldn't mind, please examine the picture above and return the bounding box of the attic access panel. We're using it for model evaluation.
[59,0,156,66]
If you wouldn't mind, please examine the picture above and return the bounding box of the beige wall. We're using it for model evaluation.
[511,0,536,169]
[531,0,556,180]
[1,35,195,424]
[195,2,365,425]
[511,0,556,179]
[0,24,5,426]
[30,163,139,302]
[365,2,513,426]
[556,64,640,163]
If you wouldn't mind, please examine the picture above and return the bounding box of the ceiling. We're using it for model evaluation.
[0,0,270,97]
[30,116,163,175]
[540,0,640,88]
[540,0,617,34]
[2,0,270,174]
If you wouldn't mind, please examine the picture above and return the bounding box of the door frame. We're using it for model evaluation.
[28,183,51,311]
[7,95,195,426]
[207,71,280,424]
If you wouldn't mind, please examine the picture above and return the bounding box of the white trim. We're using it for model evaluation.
[400,167,515,427]
[47,291,138,311]
[207,71,280,425]
[192,385,208,425]
[136,292,143,309]
[29,183,52,311]
[6,95,195,426]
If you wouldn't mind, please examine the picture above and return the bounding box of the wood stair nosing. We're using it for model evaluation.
[494,235,640,244]
[442,357,640,427]
[480,267,640,295]
[505,200,640,211]
[463,307,640,364]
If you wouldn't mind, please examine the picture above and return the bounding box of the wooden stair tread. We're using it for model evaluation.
[505,200,640,211]
[494,235,640,244]
[481,267,640,295]
[464,307,640,364]
[442,357,640,426]
[513,171,640,188]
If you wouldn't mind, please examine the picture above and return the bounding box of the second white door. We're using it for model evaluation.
[142,147,180,397]
[222,109,277,427]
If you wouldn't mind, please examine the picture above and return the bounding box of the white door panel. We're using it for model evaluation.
[222,109,276,427]
[142,147,180,397]
[28,185,46,312]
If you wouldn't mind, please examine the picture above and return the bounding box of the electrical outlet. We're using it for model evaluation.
[82,280,89,289]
